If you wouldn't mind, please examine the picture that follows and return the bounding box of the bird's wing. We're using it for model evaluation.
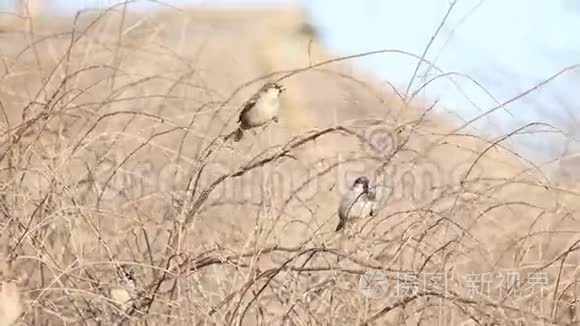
[237,93,259,123]
[363,190,376,216]
[338,193,353,221]
[368,184,391,216]
[337,193,356,231]
[339,190,364,220]
[366,190,376,201]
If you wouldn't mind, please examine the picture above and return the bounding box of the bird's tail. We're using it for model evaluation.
[233,128,243,142]
[335,219,345,232]
[224,128,243,142]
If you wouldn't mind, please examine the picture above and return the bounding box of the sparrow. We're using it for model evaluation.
[225,82,285,142]
[0,262,21,326]
[109,264,137,313]
[336,176,378,232]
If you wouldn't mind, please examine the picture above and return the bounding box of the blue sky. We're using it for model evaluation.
[4,0,579,162]
[304,0,580,162]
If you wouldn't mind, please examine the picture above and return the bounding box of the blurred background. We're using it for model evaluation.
[3,0,579,168]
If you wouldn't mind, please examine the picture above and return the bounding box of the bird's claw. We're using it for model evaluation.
[282,151,298,160]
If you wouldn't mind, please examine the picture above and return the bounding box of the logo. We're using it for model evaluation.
[363,124,400,154]
[359,270,389,299]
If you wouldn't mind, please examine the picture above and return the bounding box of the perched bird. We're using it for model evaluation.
[336,176,378,232]
[0,261,21,326]
[225,82,285,142]
[109,264,137,313]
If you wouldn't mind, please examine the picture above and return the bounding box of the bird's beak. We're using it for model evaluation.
[279,85,286,92]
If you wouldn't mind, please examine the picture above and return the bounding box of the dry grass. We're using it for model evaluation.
[1,3,580,325]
